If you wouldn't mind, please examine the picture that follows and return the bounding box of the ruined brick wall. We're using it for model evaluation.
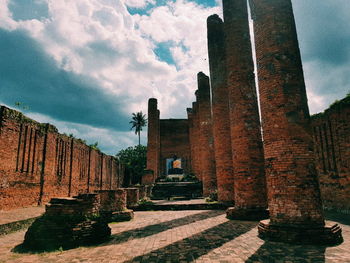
[159,119,191,176]
[0,106,124,210]
[311,99,350,213]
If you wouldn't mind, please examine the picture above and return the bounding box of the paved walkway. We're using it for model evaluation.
[0,210,349,263]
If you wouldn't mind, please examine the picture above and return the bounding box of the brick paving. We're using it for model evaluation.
[0,210,349,263]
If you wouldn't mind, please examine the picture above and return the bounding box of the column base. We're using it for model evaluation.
[226,207,269,221]
[258,219,343,245]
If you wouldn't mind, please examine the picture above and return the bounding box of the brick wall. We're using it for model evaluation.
[159,119,191,176]
[311,98,350,213]
[0,106,124,210]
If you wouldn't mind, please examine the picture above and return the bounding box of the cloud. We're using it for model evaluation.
[1,0,348,155]
[292,0,350,113]
[0,0,221,153]
[0,28,130,131]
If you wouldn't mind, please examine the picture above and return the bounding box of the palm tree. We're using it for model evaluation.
[130,111,147,146]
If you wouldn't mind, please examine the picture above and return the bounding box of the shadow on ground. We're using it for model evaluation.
[246,241,326,263]
[123,220,257,262]
[105,210,225,245]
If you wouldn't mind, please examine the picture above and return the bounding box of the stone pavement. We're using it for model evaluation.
[0,210,349,263]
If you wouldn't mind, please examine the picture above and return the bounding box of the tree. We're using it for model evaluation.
[116,145,147,185]
[130,111,147,146]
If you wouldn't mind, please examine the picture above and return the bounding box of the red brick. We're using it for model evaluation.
[223,0,267,213]
[207,14,234,203]
[196,72,217,196]
[250,0,325,227]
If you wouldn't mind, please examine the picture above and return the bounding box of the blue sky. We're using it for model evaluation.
[0,0,349,154]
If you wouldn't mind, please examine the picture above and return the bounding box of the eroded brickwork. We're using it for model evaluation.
[0,106,124,210]
[186,108,195,174]
[191,102,201,181]
[146,98,160,181]
[311,99,350,213]
[223,0,266,212]
[207,14,234,203]
[197,72,217,196]
[250,0,325,226]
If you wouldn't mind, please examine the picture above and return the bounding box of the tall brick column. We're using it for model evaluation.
[223,0,267,219]
[186,108,194,175]
[197,72,217,196]
[146,98,159,182]
[250,0,342,244]
[192,102,201,181]
[207,14,234,203]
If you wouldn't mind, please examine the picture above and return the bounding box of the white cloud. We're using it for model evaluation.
[0,0,221,152]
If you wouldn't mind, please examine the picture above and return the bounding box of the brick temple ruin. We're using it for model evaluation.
[146,0,348,244]
[0,0,349,249]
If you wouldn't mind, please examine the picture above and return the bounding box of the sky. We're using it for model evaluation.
[0,0,349,155]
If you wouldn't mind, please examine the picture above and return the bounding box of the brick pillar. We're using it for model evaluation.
[146,98,158,182]
[250,0,343,244]
[192,102,201,181]
[186,108,194,175]
[223,0,267,220]
[197,72,217,196]
[156,109,160,179]
[207,14,234,203]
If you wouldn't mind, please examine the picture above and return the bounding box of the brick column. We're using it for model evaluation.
[192,102,201,181]
[223,0,267,220]
[186,108,194,175]
[207,14,234,203]
[155,109,160,180]
[197,72,217,196]
[146,98,158,182]
[250,0,342,244]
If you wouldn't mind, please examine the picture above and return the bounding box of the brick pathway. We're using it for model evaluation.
[0,210,349,263]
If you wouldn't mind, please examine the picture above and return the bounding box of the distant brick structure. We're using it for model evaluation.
[250,0,342,244]
[146,98,160,181]
[207,14,234,203]
[159,119,191,176]
[0,106,125,210]
[146,101,192,182]
[223,0,267,218]
[196,72,217,196]
[311,97,350,214]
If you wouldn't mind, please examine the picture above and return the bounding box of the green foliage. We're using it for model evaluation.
[116,145,147,185]
[89,142,100,151]
[137,198,154,211]
[130,111,147,145]
[329,91,350,110]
